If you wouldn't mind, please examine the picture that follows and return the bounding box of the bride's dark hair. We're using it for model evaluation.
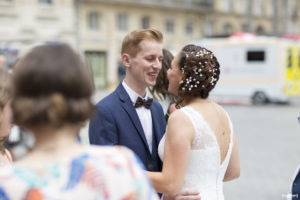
[176,44,220,107]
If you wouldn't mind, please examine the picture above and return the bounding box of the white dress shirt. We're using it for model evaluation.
[122,81,153,153]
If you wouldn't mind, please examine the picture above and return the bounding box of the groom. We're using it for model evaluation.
[89,28,200,200]
[89,28,166,172]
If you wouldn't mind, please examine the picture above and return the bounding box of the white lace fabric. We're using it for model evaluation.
[158,106,234,200]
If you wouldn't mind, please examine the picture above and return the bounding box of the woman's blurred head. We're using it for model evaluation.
[149,48,174,100]
[12,43,94,129]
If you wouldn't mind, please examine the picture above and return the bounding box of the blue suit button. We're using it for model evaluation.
[147,164,153,170]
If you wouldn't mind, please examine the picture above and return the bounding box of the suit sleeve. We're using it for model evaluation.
[89,104,118,145]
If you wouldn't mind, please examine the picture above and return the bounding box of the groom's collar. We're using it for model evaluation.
[122,81,149,105]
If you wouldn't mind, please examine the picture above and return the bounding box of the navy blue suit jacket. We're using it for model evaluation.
[292,169,300,200]
[89,83,166,172]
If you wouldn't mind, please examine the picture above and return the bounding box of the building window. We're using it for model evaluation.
[256,26,264,35]
[165,18,174,33]
[288,21,298,34]
[223,23,233,35]
[288,0,298,20]
[39,0,52,4]
[141,16,150,29]
[85,51,107,89]
[88,12,99,30]
[242,24,248,32]
[185,20,193,35]
[223,0,233,12]
[118,13,127,31]
[204,20,213,36]
[254,0,263,16]
[239,0,247,14]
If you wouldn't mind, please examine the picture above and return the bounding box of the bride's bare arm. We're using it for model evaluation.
[163,190,200,200]
[147,110,194,195]
[223,134,240,181]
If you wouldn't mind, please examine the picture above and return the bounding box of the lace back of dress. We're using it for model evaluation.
[179,106,234,200]
[181,107,217,150]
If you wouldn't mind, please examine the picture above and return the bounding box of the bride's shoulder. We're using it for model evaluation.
[167,108,195,141]
[169,108,188,120]
[168,108,194,128]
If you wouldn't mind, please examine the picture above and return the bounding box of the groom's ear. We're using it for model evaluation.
[121,53,131,69]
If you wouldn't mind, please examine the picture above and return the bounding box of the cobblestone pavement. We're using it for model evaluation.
[81,90,300,200]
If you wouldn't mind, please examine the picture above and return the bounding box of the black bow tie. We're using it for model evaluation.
[134,97,153,109]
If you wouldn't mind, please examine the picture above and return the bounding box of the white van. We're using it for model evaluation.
[195,34,300,104]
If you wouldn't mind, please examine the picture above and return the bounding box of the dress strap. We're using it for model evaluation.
[224,110,234,145]
[180,106,202,133]
[220,110,234,167]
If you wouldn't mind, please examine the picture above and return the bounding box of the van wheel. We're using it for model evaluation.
[252,92,268,105]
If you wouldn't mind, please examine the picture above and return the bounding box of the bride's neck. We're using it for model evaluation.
[183,97,211,106]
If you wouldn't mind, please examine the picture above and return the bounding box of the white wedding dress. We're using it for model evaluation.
[158,106,233,200]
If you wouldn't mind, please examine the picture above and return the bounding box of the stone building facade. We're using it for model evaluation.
[0,0,299,88]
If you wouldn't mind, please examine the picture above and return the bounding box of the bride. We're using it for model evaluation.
[147,44,240,200]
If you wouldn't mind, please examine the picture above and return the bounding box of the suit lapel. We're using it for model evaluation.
[116,84,151,154]
[294,170,300,183]
[151,105,163,156]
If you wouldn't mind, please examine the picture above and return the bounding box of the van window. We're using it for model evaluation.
[247,51,265,62]
[287,49,292,68]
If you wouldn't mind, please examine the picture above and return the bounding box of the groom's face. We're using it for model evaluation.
[127,40,163,89]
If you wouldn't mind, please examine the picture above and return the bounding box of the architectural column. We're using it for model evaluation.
[272,0,278,35]
[247,0,253,32]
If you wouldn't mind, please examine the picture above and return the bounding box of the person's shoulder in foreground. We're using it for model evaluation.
[0,145,159,200]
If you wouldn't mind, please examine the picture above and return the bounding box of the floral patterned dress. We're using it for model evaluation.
[0,146,159,200]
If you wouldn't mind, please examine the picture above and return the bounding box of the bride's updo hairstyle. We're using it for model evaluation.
[176,44,220,107]
[12,43,94,128]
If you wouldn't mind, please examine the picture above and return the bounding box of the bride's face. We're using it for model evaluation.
[167,52,183,96]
